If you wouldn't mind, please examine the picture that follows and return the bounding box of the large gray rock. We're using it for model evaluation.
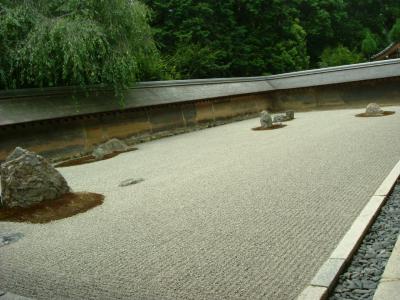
[260,111,273,128]
[0,148,70,208]
[366,103,383,116]
[92,138,129,160]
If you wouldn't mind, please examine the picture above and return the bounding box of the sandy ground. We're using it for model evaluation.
[1,107,400,300]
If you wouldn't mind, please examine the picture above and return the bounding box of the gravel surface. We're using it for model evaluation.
[329,182,400,300]
[1,108,400,300]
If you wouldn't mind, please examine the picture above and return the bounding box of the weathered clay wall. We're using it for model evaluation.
[0,94,272,161]
[1,78,399,162]
[272,77,400,111]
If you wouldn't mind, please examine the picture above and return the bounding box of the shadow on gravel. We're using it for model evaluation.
[252,124,287,131]
[355,111,395,118]
[0,192,104,223]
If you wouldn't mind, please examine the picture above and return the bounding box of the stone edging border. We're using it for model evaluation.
[297,159,400,300]
[373,234,400,299]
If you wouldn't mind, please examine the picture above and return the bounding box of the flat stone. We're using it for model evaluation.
[374,160,400,196]
[0,233,24,247]
[360,196,386,218]
[373,280,400,300]
[331,213,376,260]
[296,286,327,300]
[353,289,369,294]
[378,237,400,279]
[119,178,144,187]
[310,258,346,288]
[362,280,377,289]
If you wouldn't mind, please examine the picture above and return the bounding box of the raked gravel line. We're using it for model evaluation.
[1,107,400,300]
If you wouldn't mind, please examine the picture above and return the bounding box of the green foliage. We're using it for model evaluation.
[0,0,161,90]
[319,46,363,68]
[3,0,400,87]
[168,44,229,79]
[143,0,310,78]
[297,0,348,67]
[389,18,400,42]
[144,0,400,77]
[361,31,378,58]
[271,23,310,74]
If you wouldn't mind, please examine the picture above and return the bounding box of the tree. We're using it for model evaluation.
[297,0,348,67]
[144,0,310,78]
[319,46,363,67]
[0,0,161,90]
[389,18,400,42]
[361,31,378,58]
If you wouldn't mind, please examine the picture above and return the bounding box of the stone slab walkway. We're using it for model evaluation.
[1,107,400,300]
[373,234,400,299]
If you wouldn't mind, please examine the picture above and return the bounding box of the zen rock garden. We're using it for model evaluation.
[0,103,399,300]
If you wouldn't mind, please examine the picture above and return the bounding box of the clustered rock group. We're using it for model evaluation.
[260,109,295,128]
[0,137,133,210]
[0,102,391,211]
[260,103,389,128]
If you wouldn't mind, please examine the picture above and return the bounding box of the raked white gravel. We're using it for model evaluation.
[1,107,400,300]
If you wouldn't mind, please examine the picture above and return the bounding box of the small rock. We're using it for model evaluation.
[286,110,295,120]
[273,114,289,123]
[362,280,377,289]
[119,178,144,187]
[365,103,383,116]
[260,111,273,128]
[377,252,390,258]
[0,233,24,247]
[365,251,375,259]
[353,289,369,294]
[92,138,129,160]
[371,276,381,282]
[363,268,378,276]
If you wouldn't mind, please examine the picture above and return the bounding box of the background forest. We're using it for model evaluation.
[144,0,400,79]
[1,0,400,90]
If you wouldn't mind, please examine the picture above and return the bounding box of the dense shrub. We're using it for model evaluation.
[0,0,161,90]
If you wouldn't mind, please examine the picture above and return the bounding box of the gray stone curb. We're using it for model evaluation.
[297,160,400,300]
[373,234,400,300]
